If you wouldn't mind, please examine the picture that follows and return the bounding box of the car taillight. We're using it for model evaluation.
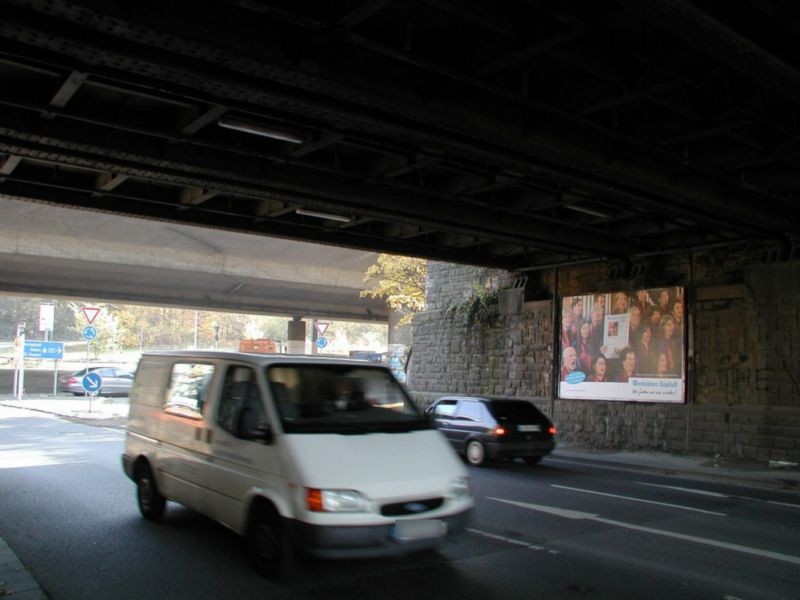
[548,426,557,435]
[493,426,507,436]
[67,377,78,384]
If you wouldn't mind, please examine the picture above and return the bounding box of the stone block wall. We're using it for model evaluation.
[410,252,800,461]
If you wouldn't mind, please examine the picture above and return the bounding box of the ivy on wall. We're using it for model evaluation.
[444,286,500,328]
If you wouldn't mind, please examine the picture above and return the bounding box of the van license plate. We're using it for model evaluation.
[518,424,541,432]
[391,519,445,542]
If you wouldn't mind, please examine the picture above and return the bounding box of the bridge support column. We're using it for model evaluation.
[387,311,411,384]
[286,318,306,354]
[387,311,411,347]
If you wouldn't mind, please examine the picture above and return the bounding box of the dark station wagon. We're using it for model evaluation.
[427,396,556,466]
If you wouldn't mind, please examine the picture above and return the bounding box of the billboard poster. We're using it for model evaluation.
[559,287,685,403]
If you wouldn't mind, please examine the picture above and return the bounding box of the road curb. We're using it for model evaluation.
[0,537,47,599]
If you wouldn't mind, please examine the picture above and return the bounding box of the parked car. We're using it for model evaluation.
[426,396,556,466]
[61,366,135,396]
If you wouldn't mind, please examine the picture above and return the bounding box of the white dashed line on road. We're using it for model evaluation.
[487,497,800,566]
[552,484,727,516]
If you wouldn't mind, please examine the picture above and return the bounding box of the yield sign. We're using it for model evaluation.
[314,321,329,337]
[81,306,101,324]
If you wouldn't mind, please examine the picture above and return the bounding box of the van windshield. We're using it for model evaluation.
[266,364,429,434]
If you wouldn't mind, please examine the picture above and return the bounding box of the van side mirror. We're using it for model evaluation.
[248,424,273,444]
[236,407,273,444]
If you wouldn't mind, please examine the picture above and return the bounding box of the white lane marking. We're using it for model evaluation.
[545,456,670,473]
[466,528,530,546]
[551,484,726,516]
[639,482,800,510]
[466,528,558,553]
[487,497,800,566]
[637,482,728,497]
[768,500,800,509]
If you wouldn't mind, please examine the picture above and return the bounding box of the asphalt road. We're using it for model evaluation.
[1,406,798,600]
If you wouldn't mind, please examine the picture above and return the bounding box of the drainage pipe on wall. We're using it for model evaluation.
[685,252,695,453]
[550,267,559,421]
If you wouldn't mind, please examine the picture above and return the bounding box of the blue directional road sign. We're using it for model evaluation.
[82,325,97,340]
[82,371,103,394]
[24,341,65,360]
[316,337,328,349]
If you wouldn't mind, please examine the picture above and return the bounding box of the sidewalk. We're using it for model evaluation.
[0,393,130,428]
[552,444,800,493]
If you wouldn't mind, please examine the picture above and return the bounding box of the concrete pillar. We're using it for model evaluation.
[387,311,411,385]
[286,318,306,354]
[387,310,411,346]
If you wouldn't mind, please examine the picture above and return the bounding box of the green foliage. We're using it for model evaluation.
[445,286,499,328]
[361,254,427,325]
[0,297,78,340]
[105,305,252,350]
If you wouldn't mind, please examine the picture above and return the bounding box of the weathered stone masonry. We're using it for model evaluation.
[410,248,800,461]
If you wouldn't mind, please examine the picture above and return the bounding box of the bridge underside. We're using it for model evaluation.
[0,199,387,322]
[0,0,798,272]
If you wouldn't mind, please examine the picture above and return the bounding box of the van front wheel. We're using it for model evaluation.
[248,505,292,578]
[135,463,166,521]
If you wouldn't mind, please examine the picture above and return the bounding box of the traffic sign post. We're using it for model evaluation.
[81,307,101,324]
[25,341,65,395]
[82,371,103,413]
[80,307,100,412]
[39,303,54,340]
[13,322,25,400]
[82,371,103,394]
[24,341,65,360]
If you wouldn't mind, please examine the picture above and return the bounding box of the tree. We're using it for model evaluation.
[0,297,79,341]
[361,254,427,325]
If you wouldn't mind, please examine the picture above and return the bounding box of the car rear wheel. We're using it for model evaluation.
[466,440,487,466]
[134,462,166,521]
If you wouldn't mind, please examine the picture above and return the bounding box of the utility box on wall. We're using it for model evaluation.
[499,287,525,315]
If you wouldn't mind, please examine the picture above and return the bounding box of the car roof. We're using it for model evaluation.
[436,396,536,404]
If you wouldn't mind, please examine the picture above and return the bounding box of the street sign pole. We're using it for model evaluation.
[14,321,26,400]
[86,339,90,409]
[81,306,100,410]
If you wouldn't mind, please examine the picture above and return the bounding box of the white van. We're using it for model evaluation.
[122,351,473,576]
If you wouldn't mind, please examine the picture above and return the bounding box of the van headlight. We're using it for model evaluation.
[306,488,369,512]
[450,477,471,499]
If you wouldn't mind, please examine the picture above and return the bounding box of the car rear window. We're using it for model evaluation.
[488,400,546,422]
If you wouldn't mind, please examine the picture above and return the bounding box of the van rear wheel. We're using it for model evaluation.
[134,463,166,521]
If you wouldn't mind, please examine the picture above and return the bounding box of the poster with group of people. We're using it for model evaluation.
[558,287,686,403]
